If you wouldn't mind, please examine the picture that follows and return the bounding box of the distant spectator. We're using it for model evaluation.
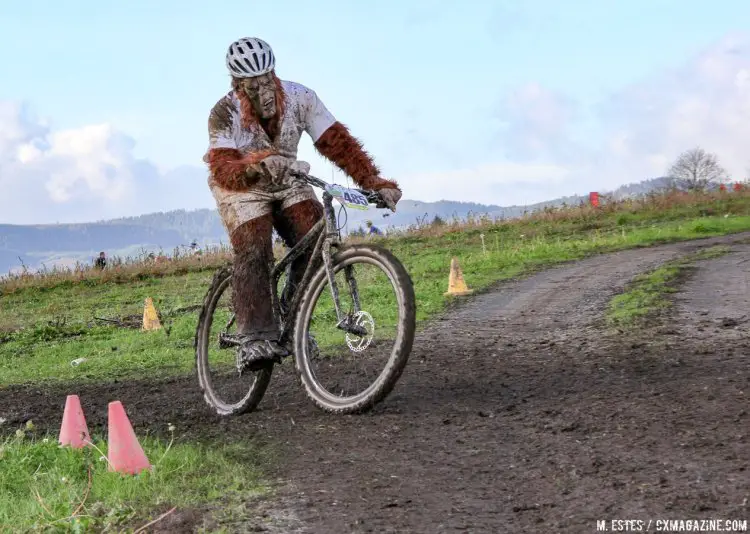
[189,240,202,256]
[365,220,383,236]
[94,251,107,270]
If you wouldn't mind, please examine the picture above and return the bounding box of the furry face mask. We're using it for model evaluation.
[238,72,277,119]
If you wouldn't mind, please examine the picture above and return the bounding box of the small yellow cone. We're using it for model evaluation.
[142,297,162,331]
[444,257,473,296]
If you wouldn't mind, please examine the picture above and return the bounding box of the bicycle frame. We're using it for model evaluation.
[269,176,366,347]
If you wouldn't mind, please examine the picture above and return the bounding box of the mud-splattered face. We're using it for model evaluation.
[240,73,277,119]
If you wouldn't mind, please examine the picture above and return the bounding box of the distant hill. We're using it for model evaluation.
[341,176,682,231]
[0,177,677,274]
[606,176,675,199]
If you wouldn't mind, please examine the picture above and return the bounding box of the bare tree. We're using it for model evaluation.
[667,147,728,191]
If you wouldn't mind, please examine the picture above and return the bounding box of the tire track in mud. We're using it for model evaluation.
[676,242,750,337]
[1,233,749,533]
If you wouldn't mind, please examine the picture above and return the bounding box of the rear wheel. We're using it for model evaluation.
[195,267,273,416]
[293,244,416,414]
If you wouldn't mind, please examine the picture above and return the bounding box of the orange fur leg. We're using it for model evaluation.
[230,215,278,339]
[273,199,325,301]
[273,199,324,247]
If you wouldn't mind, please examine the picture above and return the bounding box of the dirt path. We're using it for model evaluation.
[2,233,749,533]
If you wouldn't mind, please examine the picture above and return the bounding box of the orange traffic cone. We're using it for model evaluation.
[142,297,162,331]
[444,257,473,296]
[107,401,151,475]
[58,394,91,448]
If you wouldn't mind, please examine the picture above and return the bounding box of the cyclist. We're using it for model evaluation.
[365,220,383,236]
[204,37,402,371]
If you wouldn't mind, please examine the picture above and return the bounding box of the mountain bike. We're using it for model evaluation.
[194,172,416,415]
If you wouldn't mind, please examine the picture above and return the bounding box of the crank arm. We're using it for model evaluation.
[336,317,368,336]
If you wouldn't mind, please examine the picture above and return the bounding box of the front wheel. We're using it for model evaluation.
[195,267,273,416]
[293,244,416,414]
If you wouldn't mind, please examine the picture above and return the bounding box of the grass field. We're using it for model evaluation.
[0,423,268,532]
[3,189,750,531]
[3,190,750,386]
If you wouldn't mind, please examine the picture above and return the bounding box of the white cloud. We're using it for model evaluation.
[403,162,572,205]
[591,33,750,183]
[590,33,750,188]
[404,32,750,201]
[4,32,750,225]
[497,82,579,158]
[0,102,214,225]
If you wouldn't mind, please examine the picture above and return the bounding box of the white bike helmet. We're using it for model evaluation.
[226,37,276,78]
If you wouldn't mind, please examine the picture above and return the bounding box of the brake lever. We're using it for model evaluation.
[287,169,310,188]
[365,190,386,208]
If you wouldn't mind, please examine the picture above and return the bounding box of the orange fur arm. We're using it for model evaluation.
[314,122,399,191]
[206,148,277,190]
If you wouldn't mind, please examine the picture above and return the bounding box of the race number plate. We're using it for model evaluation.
[325,185,370,211]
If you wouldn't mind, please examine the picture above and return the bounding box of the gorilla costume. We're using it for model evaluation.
[204,37,402,370]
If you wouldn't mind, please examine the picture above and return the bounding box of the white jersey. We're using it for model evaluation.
[206,80,337,235]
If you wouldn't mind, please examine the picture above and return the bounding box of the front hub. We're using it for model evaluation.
[343,311,375,352]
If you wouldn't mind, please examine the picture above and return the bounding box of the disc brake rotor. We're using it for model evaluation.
[345,311,375,352]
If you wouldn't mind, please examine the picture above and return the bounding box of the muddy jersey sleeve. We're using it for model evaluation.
[299,87,337,143]
[208,96,241,150]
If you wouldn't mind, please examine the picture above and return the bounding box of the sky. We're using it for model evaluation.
[1,0,750,225]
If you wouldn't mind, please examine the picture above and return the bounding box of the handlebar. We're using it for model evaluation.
[289,170,388,209]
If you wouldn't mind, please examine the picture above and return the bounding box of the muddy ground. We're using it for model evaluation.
[1,233,749,533]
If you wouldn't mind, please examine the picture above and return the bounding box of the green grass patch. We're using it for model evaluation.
[0,422,267,533]
[0,270,213,333]
[3,208,750,386]
[606,245,730,328]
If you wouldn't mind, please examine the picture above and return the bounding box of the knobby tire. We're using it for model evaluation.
[195,266,273,416]
[293,244,417,414]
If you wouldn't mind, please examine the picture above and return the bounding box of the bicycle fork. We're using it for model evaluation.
[321,239,366,337]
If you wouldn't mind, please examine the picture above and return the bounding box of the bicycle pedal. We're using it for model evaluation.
[240,353,283,373]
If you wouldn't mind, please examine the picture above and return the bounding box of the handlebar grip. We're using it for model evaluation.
[365,190,386,207]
